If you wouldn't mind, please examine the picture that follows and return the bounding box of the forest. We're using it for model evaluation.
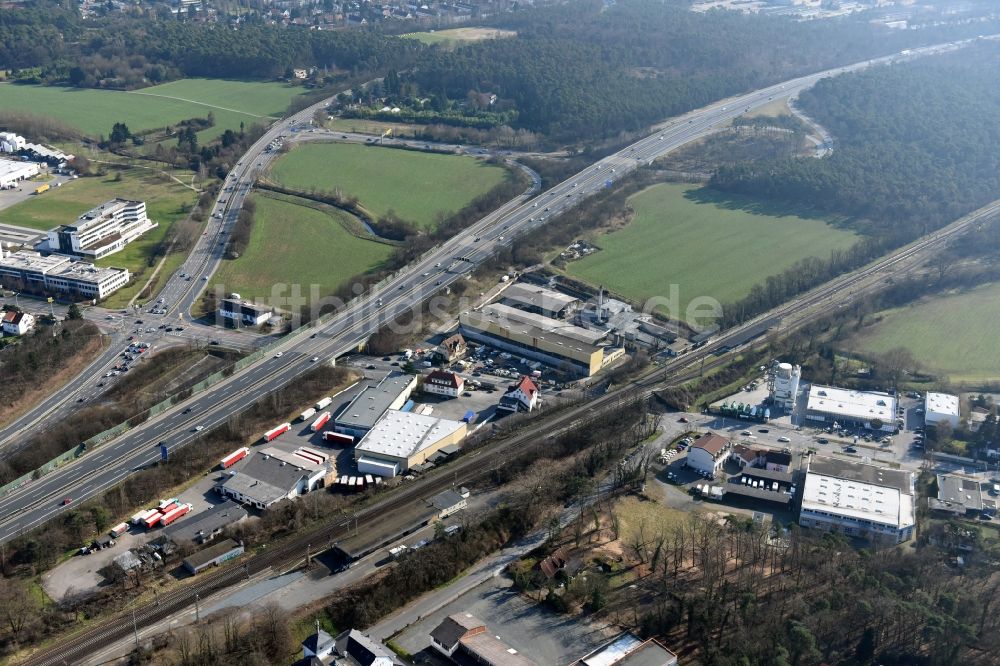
[712,43,1000,237]
[4,0,1000,144]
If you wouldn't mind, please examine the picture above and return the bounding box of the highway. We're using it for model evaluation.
[0,37,988,545]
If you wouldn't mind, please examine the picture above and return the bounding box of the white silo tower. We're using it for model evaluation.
[769,362,801,411]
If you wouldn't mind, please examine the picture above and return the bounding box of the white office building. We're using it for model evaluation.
[805,385,897,433]
[0,250,130,300]
[799,457,915,543]
[46,199,157,259]
[924,392,960,429]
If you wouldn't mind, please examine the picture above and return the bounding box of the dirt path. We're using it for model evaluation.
[123,91,276,119]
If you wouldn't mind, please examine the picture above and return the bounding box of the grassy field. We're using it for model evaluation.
[268,142,511,229]
[849,283,1000,383]
[324,118,425,137]
[566,183,857,322]
[209,194,393,306]
[402,27,516,46]
[0,79,308,142]
[0,167,199,306]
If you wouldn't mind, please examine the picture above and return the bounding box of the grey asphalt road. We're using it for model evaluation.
[0,37,984,544]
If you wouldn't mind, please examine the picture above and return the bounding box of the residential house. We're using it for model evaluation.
[432,332,467,363]
[1,310,34,336]
[424,370,464,398]
[686,433,731,476]
[498,376,540,413]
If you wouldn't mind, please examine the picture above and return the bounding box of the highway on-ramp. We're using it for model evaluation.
[0,37,986,544]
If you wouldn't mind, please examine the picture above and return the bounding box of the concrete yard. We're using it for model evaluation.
[392,575,618,665]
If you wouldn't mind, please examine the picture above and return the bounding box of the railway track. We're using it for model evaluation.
[30,196,1000,665]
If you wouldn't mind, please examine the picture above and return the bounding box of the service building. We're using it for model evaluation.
[46,199,157,259]
[805,385,897,433]
[354,409,467,477]
[924,392,960,429]
[799,456,915,543]
[220,447,327,509]
[219,298,272,327]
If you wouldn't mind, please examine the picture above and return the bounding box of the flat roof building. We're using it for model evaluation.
[0,157,40,189]
[334,373,417,437]
[161,500,248,545]
[925,392,960,428]
[929,473,996,516]
[430,613,536,666]
[575,632,678,666]
[805,385,898,433]
[182,538,244,575]
[220,447,327,509]
[0,250,129,301]
[460,303,618,377]
[501,283,581,319]
[219,298,272,328]
[46,199,156,259]
[799,456,914,543]
[354,409,467,477]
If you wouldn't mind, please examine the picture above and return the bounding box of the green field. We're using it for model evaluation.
[0,79,308,142]
[566,183,857,322]
[0,167,199,306]
[268,142,511,229]
[402,27,516,46]
[210,194,393,306]
[850,284,1000,382]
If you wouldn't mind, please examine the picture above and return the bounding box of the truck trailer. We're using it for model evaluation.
[263,423,291,442]
[314,396,333,411]
[142,512,164,529]
[310,411,331,432]
[160,503,191,527]
[220,447,250,469]
[323,431,354,446]
[109,522,130,538]
[131,508,157,525]
[299,408,317,422]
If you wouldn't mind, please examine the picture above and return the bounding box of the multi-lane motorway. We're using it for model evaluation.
[0,37,989,544]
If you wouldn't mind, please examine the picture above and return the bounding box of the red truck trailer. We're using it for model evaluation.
[263,423,291,442]
[220,447,250,469]
[109,522,130,538]
[142,512,164,529]
[160,503,191,527]
[310,411,331,433]
[323,431,354,446]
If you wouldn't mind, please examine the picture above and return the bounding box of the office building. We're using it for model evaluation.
[46,199,157,259]
[924,392,960,429]
[0,250,130,300]
[219,298,272,327]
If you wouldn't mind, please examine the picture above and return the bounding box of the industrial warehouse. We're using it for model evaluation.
[333,373,417,438]
[219,447,328,509]
[804,385,898,432]
[354,409,467,477]
[0,248,130,300]
[0,157,40,189]
[799,456,915,543]
[45,199,157,259]
[459,302,624,377]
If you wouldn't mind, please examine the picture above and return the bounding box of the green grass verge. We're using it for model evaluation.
[268,142,510,229]
[209,193,393,306]
[848,283,1000,383]
[566,183,857,322]
[0,79,307,141]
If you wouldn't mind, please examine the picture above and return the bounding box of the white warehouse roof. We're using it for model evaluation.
[925,392,960,418]
[807,385,896,423]
[802,465,914,532]
[356,409,464,460]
